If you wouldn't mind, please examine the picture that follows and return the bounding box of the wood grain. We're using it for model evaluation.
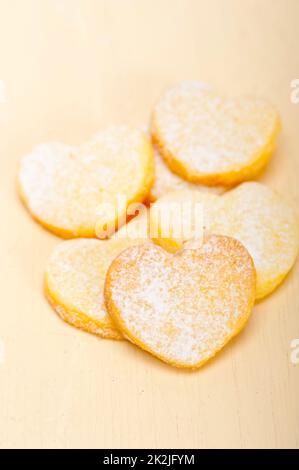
[0,0,298,449]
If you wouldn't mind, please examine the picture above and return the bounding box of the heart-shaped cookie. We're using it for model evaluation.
[45,211,150,339]
[105,235,256,368]
[151,81,280,186]
[18,126,154,238]
[150,182,299,299]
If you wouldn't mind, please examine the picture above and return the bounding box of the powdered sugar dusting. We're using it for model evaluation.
[19,126,152,236]
[215,182,299,298]
[107,235,255,367]
[45,215,150,338]
[152,81,279,175]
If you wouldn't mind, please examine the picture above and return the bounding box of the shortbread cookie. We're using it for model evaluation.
[149,146,225,202]
[105,235,256,368]
[18,126,154,238]
[150,182,299,299]
[152,81,280,186]
[45,211,149,339]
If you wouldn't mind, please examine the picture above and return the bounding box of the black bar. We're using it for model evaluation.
[0,449,297,465]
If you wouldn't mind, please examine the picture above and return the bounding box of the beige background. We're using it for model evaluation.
[0,0,298,449]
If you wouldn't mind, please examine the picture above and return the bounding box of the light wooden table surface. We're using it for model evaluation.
[0,0,298,449]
